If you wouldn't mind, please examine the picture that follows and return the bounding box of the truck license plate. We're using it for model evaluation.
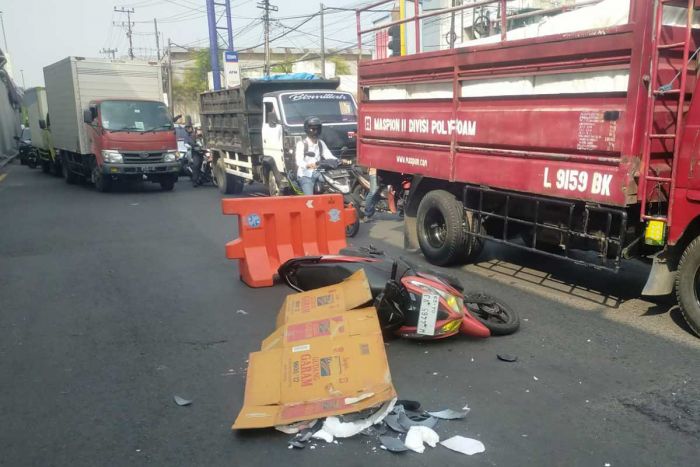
[142,165,155,172]
[417,294,439,336]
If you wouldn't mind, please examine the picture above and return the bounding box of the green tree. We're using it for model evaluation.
[329,56,350,75]
[173,48,211,103]
[271,54,294,73]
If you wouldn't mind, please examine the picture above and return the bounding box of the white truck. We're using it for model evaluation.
[43,57,179,191]
[22,87,59,174]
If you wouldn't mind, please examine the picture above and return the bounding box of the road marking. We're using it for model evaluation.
[0,173,7,183]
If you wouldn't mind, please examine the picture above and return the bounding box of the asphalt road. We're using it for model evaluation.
[1,161,698,467]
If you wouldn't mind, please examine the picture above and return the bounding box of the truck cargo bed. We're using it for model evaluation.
[358,3,700,207]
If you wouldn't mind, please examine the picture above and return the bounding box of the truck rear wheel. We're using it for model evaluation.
[416,190,468,266]
[62,156,81,185]
[675,237,700,336]
[216,159,244,195]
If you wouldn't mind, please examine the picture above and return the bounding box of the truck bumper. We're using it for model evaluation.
[102,163,180,176]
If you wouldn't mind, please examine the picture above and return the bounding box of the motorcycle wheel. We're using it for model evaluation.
[346,203,361,238]
[27,151,38,169]
[463,293,520,336]
[352,184,367,206]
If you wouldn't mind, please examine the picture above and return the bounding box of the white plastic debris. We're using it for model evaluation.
[404,426,440,453]
[275,419,318,435]
[320,398,396,438]
[440,436,486,456]
[173,395,192,406]
[236,309,248,315]
[533,376,539,381]
[311,429,334,443]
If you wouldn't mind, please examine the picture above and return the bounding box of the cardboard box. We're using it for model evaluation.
[233,270,396,430]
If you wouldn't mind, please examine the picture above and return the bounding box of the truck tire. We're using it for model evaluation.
[675,237,700,336]
[216,159,244,195]
[267,170,281,197]
[458,213,485,264]
[160,177,176,191]
[93,169,112,193]
[416,190,468,266]
[62,156,81,185]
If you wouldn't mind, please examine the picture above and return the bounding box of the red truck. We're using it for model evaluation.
[44,57,180,192]
[356,0,700,335]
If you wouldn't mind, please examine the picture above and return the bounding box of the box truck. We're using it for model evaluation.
[43,57,179,192]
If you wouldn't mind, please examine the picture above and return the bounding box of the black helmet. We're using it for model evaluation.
[304,116,322,137]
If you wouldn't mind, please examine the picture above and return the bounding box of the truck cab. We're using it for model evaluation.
[261,90,357,195]
[80,99,180,191]
[199,77,357,196]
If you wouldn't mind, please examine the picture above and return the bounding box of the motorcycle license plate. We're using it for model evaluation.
[417,294,440,336]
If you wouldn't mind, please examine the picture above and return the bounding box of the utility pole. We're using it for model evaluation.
[320,3,326,79]
[100,48,118,59]
[114,6,135,60]
[167,39,173,109]
[20,69,25,89]
[153,18,161,61]
[257,0,278,77]
[0,10,8,54]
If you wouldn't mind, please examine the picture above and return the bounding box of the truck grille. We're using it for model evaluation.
[122,152,164,164]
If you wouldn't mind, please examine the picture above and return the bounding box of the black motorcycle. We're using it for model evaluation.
[191,143,216,187]
[311,158,360,238]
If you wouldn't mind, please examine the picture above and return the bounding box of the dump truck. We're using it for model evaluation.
[199,77,358,195]
[356,0,700,335]
[22,87,59,174]
[43,57,179,192]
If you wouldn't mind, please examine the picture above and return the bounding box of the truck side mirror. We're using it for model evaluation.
[83,109,93,124]
[39,119,47,130]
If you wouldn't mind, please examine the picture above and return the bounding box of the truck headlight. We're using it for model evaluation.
[101,150,123,164]
[164,151,178,162]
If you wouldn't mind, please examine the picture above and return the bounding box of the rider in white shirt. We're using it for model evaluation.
[295,116,336,195]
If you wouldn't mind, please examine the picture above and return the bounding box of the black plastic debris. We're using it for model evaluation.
[360,422,388,437]
[385,414,407,433]
[497,354,518,362]
[396,400,421,411]
[380,436,409,453]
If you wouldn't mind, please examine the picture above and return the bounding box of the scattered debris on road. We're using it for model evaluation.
[440,435,486,455]
[173,395,192,406]
[497,354,518,362]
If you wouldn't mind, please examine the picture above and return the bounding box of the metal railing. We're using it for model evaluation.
[355,0,607,60]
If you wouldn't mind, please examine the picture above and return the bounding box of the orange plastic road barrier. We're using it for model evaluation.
[222,194,357,288]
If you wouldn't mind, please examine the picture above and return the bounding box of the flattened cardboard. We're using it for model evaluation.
[233,271,395,430]
[275,269,373,327]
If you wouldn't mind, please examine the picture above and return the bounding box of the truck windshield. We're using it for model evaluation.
[281,93,356,125]
[100,101,173,132]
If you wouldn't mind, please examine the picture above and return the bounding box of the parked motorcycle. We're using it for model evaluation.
[278,248,520,339]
